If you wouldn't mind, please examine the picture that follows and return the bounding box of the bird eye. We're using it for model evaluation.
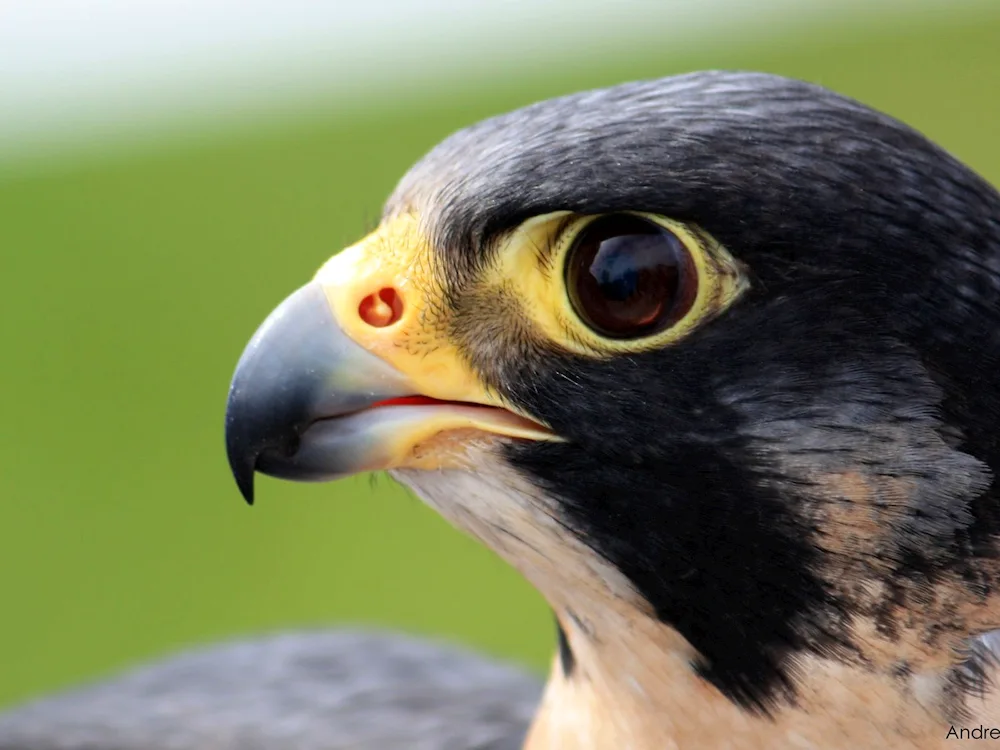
[565,215,698,339]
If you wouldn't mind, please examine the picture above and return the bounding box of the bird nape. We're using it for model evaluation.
[4,71,1000,750]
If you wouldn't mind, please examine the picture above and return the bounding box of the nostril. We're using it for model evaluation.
[359,287,404,328]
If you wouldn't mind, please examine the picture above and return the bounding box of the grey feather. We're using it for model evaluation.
[954,629,1000,696]
[0,630,542,750]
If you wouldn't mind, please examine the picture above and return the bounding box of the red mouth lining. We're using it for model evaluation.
[369,395,473,409]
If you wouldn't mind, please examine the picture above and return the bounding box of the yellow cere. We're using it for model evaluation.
[313,212,504,408]
[311,213,560,449]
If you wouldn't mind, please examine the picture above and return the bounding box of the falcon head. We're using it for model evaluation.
[225,72,1000,747]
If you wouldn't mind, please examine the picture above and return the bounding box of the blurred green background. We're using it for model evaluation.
[2,7,1000,709]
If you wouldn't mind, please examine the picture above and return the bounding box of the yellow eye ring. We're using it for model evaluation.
[497,211,749,357]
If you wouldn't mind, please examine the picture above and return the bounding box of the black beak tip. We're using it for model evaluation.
[225,410,258,507]
[227,444,258,506]
[234,463,256,506]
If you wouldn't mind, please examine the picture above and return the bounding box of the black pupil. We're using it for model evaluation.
[566,215,695,338]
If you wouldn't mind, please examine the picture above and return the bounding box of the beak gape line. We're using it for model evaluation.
[225,265,555,504]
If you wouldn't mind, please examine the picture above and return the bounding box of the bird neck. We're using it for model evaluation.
[524,604,1000,750]
[395,463,1000,747]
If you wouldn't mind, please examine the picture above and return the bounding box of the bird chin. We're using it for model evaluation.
[391,457,641,625]
[388,444,534,527]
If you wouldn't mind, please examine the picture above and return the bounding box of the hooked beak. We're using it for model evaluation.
[225,217,556,505]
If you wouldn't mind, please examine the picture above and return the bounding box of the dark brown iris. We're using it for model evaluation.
[565,215,697,339]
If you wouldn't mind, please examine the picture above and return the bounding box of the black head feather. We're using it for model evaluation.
[389,72,1000,710]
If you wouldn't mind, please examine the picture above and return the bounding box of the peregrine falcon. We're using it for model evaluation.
[4,71,1000,749]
